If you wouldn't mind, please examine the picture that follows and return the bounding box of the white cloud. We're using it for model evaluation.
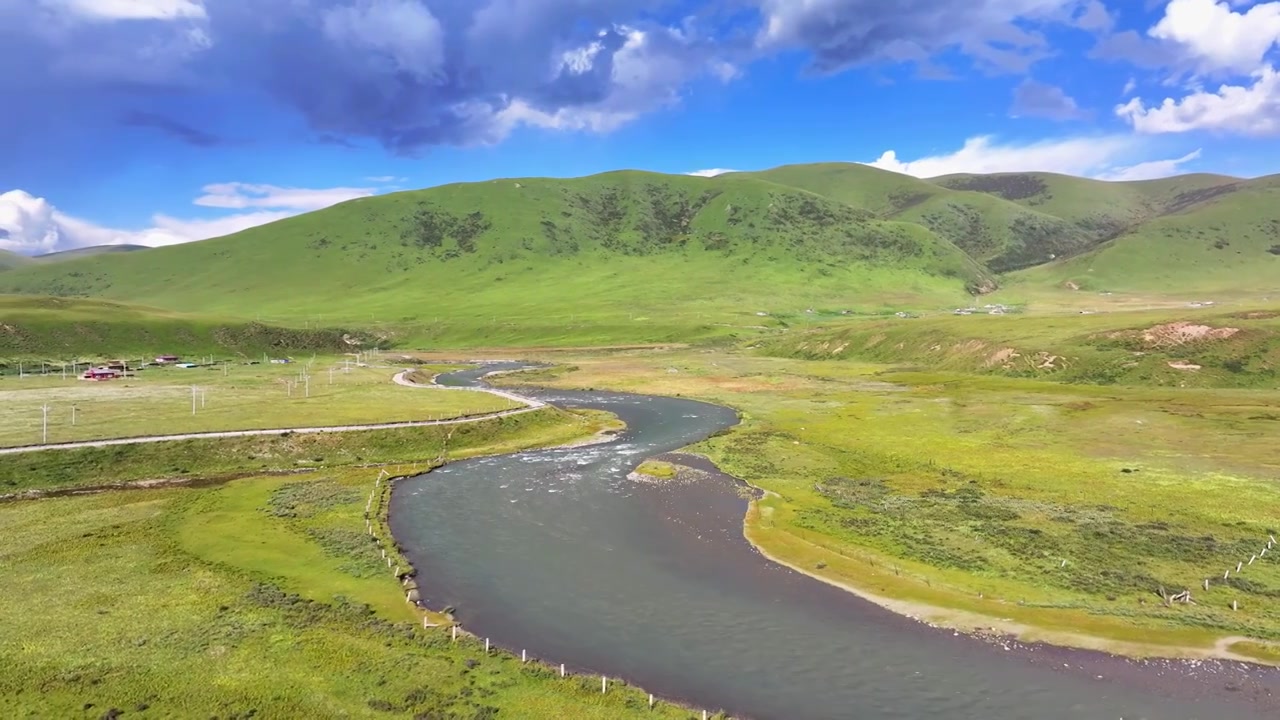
[1093,149,1203,180]
[1149,0,1280,75]
[1122,77,1137,96]
[1116,65,1280,135]
[43,0,207,22]
[0,182,375,255]
[364,176,407,183]
[322,0,445,81]
[865,134,1135,178]
[193,183,374,211]
[686,168,739,177]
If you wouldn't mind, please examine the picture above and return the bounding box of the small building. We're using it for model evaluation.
[81,367,120,381]
[155,355,180,364]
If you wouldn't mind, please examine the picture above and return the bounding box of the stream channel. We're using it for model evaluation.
[389,364,1278,720]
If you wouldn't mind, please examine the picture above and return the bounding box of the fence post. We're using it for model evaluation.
[601,676,607,694]
[649,694,654,709]
[485,638,490,653]
[560,663,565,677]
[452,625,457,642]
[522,649,527,663]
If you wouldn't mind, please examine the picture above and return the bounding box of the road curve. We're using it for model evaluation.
[0,369,544,457]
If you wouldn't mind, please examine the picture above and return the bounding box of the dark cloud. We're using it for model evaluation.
[0,0,1134,161]
[122,111,224,147]
[1010,79,1090,120]
[750,0,1087,75]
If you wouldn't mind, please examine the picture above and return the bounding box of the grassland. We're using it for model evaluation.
[486,312,1280,662]
[0,295,389,359]
[0,427,707,718]
[0,360,515,448]
[765,305,1280,388]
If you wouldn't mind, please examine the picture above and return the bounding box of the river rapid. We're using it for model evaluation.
[389,364,1278,720]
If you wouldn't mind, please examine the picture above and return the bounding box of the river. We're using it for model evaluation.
[389,364,1278,720]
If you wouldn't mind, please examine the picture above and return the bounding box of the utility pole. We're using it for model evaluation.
[41,404,50,444]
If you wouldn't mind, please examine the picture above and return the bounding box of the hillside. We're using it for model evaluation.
[0,171,987,347]
[0,249,32,272]
[34,244,149,262]
[0,165,1276,347]
[764,307,1280,388]
[0,295,387,360]
[1005,175,1280,297]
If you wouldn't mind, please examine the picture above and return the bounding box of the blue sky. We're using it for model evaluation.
[2,0,1279,254]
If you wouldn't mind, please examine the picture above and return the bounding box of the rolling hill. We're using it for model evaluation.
[0,249,33,272]
[0,164,1275,348]
[0,171,990,347]
[34,244,150,262]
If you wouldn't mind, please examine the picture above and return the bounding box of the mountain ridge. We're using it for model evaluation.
[0,163,1274,346]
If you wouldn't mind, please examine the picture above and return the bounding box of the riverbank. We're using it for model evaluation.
[652,453,1280,715]
[483,350,1280,669]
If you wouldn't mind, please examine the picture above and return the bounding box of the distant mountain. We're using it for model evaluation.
[34,244,150,262]
[0,164,1274,345]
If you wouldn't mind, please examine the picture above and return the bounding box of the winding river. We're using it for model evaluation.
[389,365,1278,720]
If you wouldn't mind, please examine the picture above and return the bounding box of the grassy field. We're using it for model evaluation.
[0,360,515,448]
[765,305,1280,388]
[488,327,1280,662]
[0,455,706,717]
[0,295,390,359]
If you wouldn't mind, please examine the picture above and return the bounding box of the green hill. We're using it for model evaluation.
[0,165,1276,347]
[34,244,150,262]
[0,171,987,347]
[1001,174,1280,298]
[0,249,33,272]
[0,295,387,361]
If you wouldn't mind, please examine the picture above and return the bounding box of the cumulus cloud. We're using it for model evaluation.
[865,135,1135,178]
[0,0,741,156]
[1148,0,1280,76]
[0,182,377,255]
[1011,79,1089,120]
[1116,65,1280,135]
[686,168,739,177]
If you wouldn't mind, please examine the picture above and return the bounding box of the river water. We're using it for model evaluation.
[390,365,1277,720]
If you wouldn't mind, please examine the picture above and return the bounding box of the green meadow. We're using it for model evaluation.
[0,360,513,448]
